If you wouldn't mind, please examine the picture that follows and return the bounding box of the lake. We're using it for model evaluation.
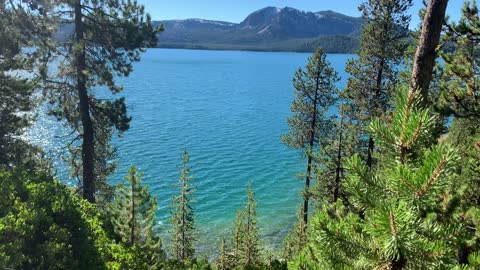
[26,48,352,254]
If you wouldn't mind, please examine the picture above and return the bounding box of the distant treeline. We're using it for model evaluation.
[157,35,360,54]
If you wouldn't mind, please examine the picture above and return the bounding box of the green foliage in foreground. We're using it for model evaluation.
[0,169,260,270]
[0,169,138,269]
[109,165,165,269]
[289,88,480,269]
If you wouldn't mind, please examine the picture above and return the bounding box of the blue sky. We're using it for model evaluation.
[137,0,468,28]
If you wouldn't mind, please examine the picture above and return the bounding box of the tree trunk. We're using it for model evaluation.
[367,58,385,168]
[74,0,96,203]
[246,203,252,266]
[181,183,186,261]
[130,172,136,244]
[304,70,321,224]
[303,155,313,224]
[332,116,344,203]
[410,0,449,106]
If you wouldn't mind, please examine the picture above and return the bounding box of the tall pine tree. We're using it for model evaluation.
[344,0,412,168]
[0,1,53,169]
[170,149,196,262]
[282,48,339,224]
[42,0,161,203]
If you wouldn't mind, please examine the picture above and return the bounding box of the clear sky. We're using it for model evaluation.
[137,0,469,28]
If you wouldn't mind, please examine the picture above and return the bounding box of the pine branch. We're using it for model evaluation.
[415,154,447,198]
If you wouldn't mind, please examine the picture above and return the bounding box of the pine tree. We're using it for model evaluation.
[311,106,358,206]
[434,3,480,262]
[446,117,480,265]
[170,149,196,262]
[0,1,52,169]
[282,48,339,224]
[41,0,161,203]
[440,0,480,117]
[281,206,307,261]
[109,165,164,269]
[242,183,261,267]
[289,87,480,269]
[344,0,412,168]
[230,182,262,268]
[231,208,245,260]
[216,238,233,270]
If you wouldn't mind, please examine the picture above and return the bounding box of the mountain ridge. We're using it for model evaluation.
[55,7,363,53]
[154,6,363,53]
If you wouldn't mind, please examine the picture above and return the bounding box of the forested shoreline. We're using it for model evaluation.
[1,0,480,269]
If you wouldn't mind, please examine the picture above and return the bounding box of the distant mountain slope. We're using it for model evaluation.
[237,7,362,38]
[56,7,363,53]
[155,7,363,53]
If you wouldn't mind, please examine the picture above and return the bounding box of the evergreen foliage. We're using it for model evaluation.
[344,0,412,167]
[229,182,262,269]
[282,48,339,223]
[446,117,480,265]
[0,1,48,169]
[311,106,358,206]
[289,87,480,269]
[109,165,165,269]
[40,0,161,203]
[170,149,196,262]
[440,0,480,117]
[447,118,480,208]
[281,207,307,261]
[3,1,480,269]
[216,238,232,270]
[0,169,144,269]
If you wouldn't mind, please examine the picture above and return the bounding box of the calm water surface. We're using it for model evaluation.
[27,48,352,253]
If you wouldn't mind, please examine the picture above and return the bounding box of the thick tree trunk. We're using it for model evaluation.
[74,0,96,203]
[410,0,449,106]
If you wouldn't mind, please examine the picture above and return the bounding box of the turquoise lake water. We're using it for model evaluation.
[27,48,352,253]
